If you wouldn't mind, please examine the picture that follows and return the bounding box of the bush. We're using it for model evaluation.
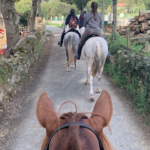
[105,37,150,125]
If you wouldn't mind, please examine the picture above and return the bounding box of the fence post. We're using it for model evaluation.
[126,27,131,49]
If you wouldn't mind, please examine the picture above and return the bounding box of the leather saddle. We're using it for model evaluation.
[65,29,81,38]
[81,34,99,49]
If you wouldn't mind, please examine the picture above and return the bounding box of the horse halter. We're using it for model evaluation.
[44,122,105,150]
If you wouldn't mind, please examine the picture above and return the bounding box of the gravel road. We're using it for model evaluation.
[1,26,150,150]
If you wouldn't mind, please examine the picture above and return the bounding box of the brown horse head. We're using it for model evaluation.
[36,90,113,150]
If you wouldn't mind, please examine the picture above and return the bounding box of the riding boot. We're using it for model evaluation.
[75,44,82,60]
[58,31,65,47]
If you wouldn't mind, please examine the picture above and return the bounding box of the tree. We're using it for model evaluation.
[38,0,41,17]
[112,0,117,40]
[53,1,78,17]
[28,0,38,32]
[102,0,104,30]
[124,0,143,13]
[15,0,32,26]
[41,1,51,19]
[0,0,20,57]
[144,0,150,10]
[60,0,90,11]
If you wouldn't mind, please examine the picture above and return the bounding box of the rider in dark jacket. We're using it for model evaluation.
[58,9,79,47]
[65,14,79,26]
[79,8,87,29]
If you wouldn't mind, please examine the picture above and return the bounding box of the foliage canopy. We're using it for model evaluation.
[60,0,90,10]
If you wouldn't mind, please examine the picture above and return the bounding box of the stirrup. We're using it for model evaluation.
[74,55,80,60]
[58,41,62,47]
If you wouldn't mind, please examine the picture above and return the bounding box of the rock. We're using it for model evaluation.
[141,69,147,76]
[141,41,150,52]
[123,55,129,59]
[117,50,123,54]
[109,55,116,65]
[130,52,136,58]
[0,90,4,102]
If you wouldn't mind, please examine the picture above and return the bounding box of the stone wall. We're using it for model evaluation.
[0,18,47,102]
[105,36,150,111]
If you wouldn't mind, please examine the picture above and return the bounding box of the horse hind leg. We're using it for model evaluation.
[73,57,76,71]
[85,70,89,85]
[96,67,104,93]
[67,66,70,72]
[66,49,70,72]
[90,75,94,101]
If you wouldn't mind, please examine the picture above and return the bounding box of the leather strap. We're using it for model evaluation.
[44,122,105,150]
[65,29,81,38]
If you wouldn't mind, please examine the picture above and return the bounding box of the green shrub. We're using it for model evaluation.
[105,38,150,124]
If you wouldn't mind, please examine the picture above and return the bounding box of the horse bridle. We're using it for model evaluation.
[44,122,105,150]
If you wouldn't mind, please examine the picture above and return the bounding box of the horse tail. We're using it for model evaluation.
[92,44,105,78]
[67,35,74,67]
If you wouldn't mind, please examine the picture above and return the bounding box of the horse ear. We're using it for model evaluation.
[90,90,113,129]
[36,92,58,129]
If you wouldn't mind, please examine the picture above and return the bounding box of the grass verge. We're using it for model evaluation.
[105,36,150,126]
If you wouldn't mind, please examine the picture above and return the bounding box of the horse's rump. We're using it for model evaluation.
[84,37,108,78]
[64,32,79,67]
[92,44,105,77]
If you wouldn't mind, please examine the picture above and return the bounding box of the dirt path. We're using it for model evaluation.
[0,26,150,150]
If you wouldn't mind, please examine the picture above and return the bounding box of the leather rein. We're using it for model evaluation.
[44,122,105,150]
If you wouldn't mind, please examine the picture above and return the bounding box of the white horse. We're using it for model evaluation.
[64,32,80,71]
[80,27,108,101]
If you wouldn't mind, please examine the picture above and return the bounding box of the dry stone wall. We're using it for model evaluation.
[0,18,47,102]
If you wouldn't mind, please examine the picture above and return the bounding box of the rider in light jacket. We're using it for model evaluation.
[75,2,104,60]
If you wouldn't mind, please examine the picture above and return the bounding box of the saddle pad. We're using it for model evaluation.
[65,29,81,38]
[65,24,80,33]
[81,34,99,49]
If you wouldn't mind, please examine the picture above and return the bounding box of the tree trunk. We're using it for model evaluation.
[28,0,38,32]
[112,0,117,40]
[102,0,104,31]
[38,0,41,17]
[0,0,20,58]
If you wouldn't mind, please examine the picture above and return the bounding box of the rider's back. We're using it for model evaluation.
[84,12,103,32]
[65,14,79,26]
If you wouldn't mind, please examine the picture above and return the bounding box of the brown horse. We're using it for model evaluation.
[36,90,114,150]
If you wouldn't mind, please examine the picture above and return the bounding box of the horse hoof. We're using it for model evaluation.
[96,89,101,93]
[85,81,88,85]
[90,97,94,102]
[67,69,70,72]
[74,68,76,71]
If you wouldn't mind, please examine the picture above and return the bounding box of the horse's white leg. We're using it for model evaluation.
[85,70,89,85]
[67,66,70,72]
[74,57,76,71]
[96,67,104,93]
[90,75,94,101]
[71,62,74,68]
